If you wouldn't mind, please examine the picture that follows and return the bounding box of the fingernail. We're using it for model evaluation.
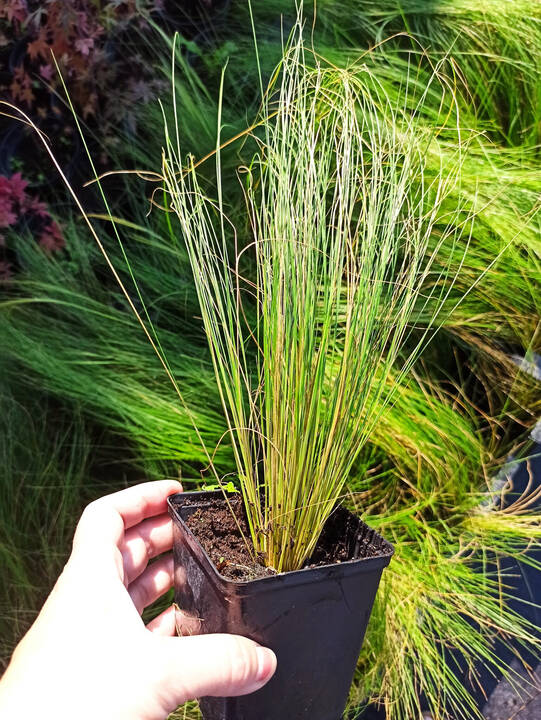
[256,647,276,683]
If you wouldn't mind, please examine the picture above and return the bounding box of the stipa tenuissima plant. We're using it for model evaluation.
[162,23,475,573]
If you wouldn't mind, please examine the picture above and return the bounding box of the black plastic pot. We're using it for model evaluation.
[168,491,394,720]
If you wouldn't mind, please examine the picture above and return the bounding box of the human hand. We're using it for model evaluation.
[0,480,276,720]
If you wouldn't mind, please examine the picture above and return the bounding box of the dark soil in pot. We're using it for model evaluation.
[168,491,393,720]
[184,495,389,580]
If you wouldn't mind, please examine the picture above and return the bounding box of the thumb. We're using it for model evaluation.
[151,633,277,709]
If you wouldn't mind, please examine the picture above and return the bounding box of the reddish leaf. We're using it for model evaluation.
[0,178,17,227]
[26,196,49,217]
[8,172,28,205]
[20,83,35,105]
[50,31,70,60]
[75,37,94,56]
[76,11,90,35]
[39,64,54,81]
[0,203,17,228]
[2,0,28,25]
[10,66,34,105]
[39,221,64,252]
[0,176,12,197]
[27,31,50,62]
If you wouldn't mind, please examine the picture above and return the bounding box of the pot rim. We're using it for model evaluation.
[168,490,394,589]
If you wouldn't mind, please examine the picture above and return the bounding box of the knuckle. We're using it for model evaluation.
[143,532,156,559]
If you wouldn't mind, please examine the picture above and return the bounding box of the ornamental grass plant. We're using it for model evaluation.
[224,0,541,146]
[350,371,541,719]
[163,20,478,572]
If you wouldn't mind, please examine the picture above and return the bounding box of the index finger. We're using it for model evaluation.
[104,480,182,530]
[74,480,182,549]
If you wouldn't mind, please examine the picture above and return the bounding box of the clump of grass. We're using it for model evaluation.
[0,221,229,478]
[418,143,541,345]
[202,0,541,147]
[348,374,541,720]
[163,22,474,572]
[356,517,541,720]
[0,368,95,668]
[300,0,541,146]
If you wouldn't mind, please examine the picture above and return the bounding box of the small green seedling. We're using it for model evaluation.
[201,481,238,494]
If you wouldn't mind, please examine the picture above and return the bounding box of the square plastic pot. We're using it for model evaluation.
[168,491,394,720]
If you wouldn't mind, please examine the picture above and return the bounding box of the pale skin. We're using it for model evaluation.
[0,480,277,720]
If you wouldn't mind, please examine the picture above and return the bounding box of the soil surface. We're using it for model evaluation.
[184,496,389,580]
[185,497,271,580]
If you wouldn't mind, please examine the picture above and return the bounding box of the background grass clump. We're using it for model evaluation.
[1,1,540,719]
